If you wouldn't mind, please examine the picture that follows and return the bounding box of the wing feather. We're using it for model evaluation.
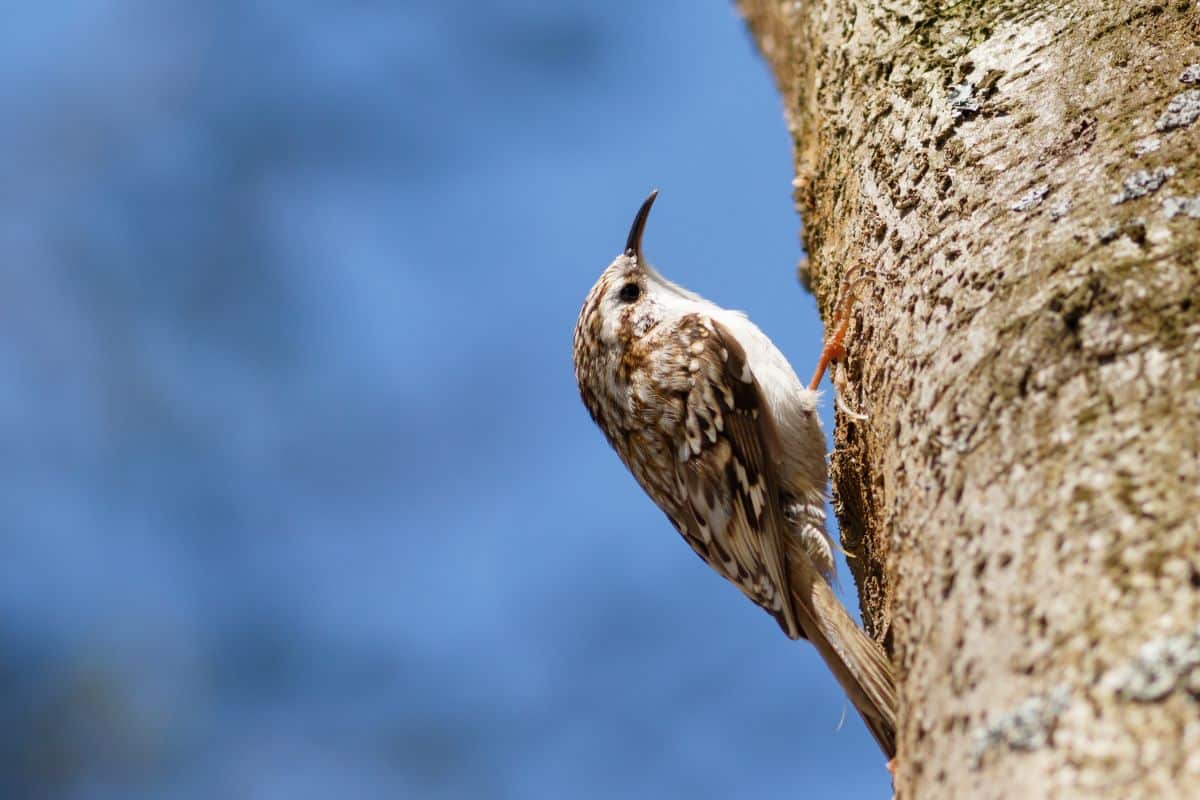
[649,313,897,756]
[670,314,801,639]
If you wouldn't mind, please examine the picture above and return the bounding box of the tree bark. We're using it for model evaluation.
[736,1,1200,796]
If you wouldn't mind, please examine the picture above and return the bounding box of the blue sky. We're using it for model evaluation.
[1,2,889,797]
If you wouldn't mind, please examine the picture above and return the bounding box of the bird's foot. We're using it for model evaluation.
[807,265,870,391]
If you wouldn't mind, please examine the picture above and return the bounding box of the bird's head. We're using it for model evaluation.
[572,190,701,369]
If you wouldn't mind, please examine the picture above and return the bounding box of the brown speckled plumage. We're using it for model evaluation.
[572,192,897,758]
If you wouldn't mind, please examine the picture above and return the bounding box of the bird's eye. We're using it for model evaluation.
[619,283,641,303]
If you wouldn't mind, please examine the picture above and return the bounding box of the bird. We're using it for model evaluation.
[572,190,897,758]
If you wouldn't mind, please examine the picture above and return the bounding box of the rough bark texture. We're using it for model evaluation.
[736,1,1200,797]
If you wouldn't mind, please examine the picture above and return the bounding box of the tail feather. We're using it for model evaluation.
[791,565,897,758]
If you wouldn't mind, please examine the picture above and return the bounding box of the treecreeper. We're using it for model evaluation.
[572,190,897,758]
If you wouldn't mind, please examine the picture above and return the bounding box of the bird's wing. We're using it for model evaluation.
[668,313,801,639]
[662,313,897,757]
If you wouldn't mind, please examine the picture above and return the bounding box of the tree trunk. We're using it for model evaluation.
[735,1,1200,796]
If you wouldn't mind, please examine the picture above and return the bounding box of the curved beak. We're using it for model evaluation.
[624,189,659,259]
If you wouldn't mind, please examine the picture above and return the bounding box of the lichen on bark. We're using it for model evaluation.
[736,0,1200,796]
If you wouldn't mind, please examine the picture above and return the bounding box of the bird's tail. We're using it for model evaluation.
[791,567,897,759]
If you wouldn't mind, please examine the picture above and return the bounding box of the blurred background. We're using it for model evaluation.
[1,2,890,798]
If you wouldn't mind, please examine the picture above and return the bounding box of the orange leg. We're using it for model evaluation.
[808,284,856,391]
